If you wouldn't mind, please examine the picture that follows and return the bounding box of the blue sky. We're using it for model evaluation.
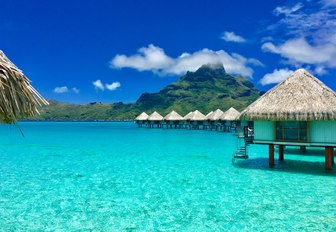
[1,0,336,104]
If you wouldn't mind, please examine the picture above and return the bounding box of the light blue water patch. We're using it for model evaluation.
[0,122,335,231]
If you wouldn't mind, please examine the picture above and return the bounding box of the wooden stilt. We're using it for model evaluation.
[333,148,335,165]
[326,147,333,170]
[279,145,284,161]
[269,144,275,166]
[300,146,306,152]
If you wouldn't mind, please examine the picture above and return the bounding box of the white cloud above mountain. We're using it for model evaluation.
[110,44,261,77]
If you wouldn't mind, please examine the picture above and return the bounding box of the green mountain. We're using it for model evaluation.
[31,64,260,121]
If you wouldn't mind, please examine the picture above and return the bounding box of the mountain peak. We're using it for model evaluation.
[181,63,227,82]
[199,63,226,71]
[191,63,227,77]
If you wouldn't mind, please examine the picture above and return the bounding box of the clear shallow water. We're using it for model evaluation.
[0,122,335,231]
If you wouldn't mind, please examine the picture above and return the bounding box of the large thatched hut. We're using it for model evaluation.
[239,68,336,170]
[0,50,48,123]
[164,110,183,128]
[147,111,163,128]
[221,107,240,131]
[134,112,149,127]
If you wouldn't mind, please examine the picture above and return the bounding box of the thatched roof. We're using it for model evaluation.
[190,110,205,121]
[205,111,214,120]
[183,111,193,120]
[135,112,149,121]
[148,111,163,121]
[164,110,183,121]
[221,107,240,121]
[209,109,224,121]
[240,69,336,121]
[0,50,48,123]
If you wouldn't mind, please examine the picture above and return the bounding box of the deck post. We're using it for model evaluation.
[300,146,306,152]
[279,145,284,161]
[269,144,275,166]
[325,146,333,170]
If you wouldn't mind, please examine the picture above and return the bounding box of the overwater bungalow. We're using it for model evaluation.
[189,110,206,129]
[221,107,240,132]
[183,111,194,129]
[164,110,183,128]
[209,109,224,130]
[134,112,149,127]
[147,111,164,128]
[203,111,214,129]
[239,69,336,170]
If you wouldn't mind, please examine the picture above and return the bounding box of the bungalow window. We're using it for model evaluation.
[275,121,309,142]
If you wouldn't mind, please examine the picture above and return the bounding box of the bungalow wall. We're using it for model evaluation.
[254,120,336,145]
[310,121,336,144]
[241,121,248,127]
[254,121,274,142]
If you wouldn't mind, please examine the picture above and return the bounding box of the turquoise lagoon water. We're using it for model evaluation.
[0,122,335,231]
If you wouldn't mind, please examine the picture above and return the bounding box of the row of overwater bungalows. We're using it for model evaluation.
[135,68,336,170]
[135,107,244,131]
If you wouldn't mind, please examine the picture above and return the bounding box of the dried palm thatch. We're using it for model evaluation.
[0,51,48,123]
[209,109,224,121]
[135,112,149,121]
[148,111,163,121]
[239,69,336,121]
[221,107,240,121]
[190,110,205,121]
[164,110,183,121]
[183,111,193,120]
[204,111,214,120]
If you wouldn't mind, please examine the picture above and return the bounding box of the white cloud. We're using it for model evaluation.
[110,44,261,77]
[93,80,121,92]
[93,80,105,91]
[259,68,293,86]
[314,66,327,75]
[261,36,274,43]
[112,44,173,72]
[274,5,336,45]
[53,86,69,93]
[221,31,246,43]
[262,38,336,68]
[72,87,80,94]
[262,1,336,74]
[106,82,121,91]
[322,0,336,7]
[273,3,303,16]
